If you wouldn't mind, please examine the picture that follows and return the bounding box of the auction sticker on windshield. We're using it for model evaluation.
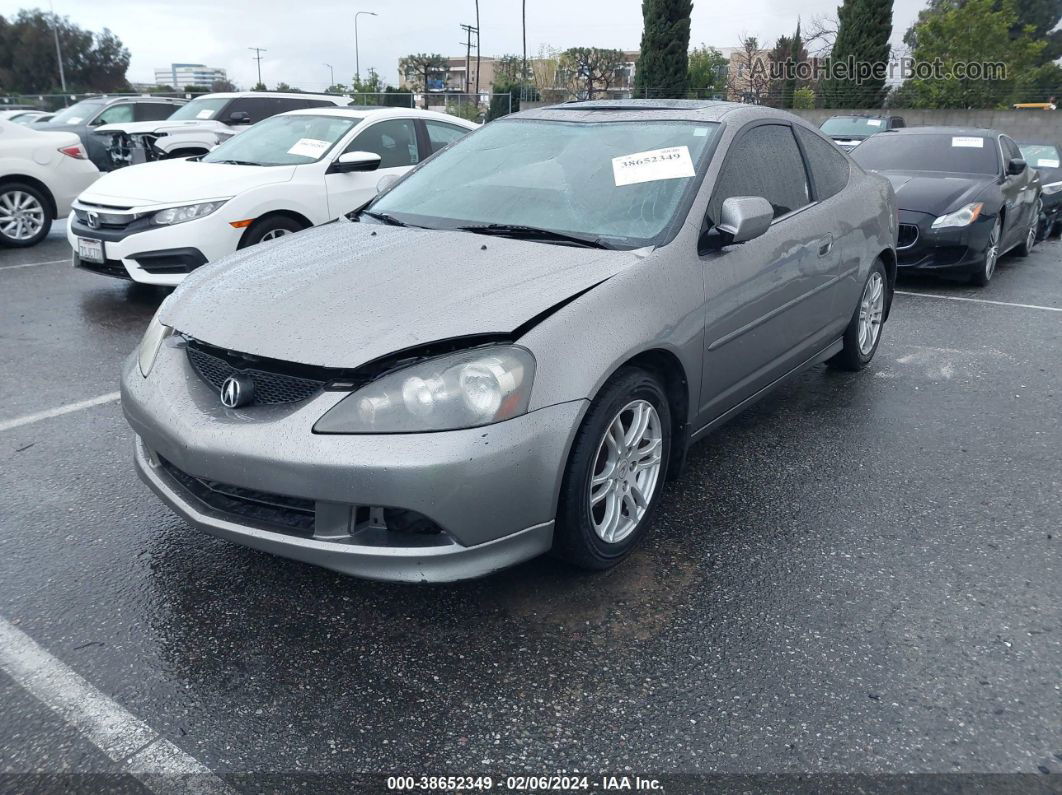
[288,138,331,158]
[952,137,984,148]
[612,146,695,186]
[196,109,214,119]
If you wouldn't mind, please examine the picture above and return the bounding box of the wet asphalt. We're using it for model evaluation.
[0,225,1060,789]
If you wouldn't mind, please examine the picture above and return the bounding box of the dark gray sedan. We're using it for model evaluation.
[121,100,897,582]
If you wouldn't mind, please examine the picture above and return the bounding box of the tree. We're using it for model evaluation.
[532,45,564,102]
[559,47,626,99]
[494,54,524,85]
[183,84,209,94]
[400,53,447,108]
[0,10,129,93]
[353,67,382,94]
[821,0,894,107]
[211,78,236,92]
[687,44,728,97]
[783,20,804,108]
[900,0,1046,108]
[725,35,771,104]
[793,86,816,107]
[905,0,1062,63]
[251,82,267,92]
[635,0,692,97]
[274,82,300,92]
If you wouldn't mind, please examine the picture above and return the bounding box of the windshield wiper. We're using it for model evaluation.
[455,223,612,249]
[359,209,410,227]
[211,159,261,166]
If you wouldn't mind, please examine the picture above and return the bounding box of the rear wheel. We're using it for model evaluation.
[969,217,1001,286]
[239,215,305,248]
[553,368,671,570]
[828,258,887,372]
[0,182,51,247]
[1015,201,1038,257]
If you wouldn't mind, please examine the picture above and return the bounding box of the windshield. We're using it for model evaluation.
[167,97,230,121]
[1019,143,1060,169]
[820,117,887,137]
[49,100,104,126]
[369,118,720,247]
[202,114,356,166]
[852,133,1000,175]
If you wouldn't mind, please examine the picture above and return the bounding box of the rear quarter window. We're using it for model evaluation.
[794,126,850,200]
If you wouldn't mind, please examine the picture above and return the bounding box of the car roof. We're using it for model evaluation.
[1017,139,1061,146]
[513,98,803,124]
[192,91,350,103]
[279,106,477,124]
[885,126,1006,138]
[826,113,890,118]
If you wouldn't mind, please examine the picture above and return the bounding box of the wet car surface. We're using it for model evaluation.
[1,228,1060,784]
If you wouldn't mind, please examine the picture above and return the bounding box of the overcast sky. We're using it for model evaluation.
[1,0,926,91]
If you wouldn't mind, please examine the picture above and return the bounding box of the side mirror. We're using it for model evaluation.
[712,196,774,247]
[329,151,382,174]
[227,111,252,125]
[1007,157,1027,175]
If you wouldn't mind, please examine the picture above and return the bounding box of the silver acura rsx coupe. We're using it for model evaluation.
[121,100,897,582]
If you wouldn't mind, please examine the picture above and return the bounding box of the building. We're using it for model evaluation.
[154,64,228,89]
[721,47,771,103]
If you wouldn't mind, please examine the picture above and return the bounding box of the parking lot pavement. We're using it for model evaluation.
[1,235,1060,786]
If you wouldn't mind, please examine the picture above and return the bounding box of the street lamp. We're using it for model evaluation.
[354,11,377,85]
[324,63,334,88]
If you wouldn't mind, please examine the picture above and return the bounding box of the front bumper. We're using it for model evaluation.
[895,209,994,274]
[121,343,586,582]
[67,212,241,286]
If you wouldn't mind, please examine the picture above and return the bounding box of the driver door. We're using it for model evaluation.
[999,135,1037,248]
[325,118,422,218]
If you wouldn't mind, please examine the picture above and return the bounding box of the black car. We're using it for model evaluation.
[851,127,1040,286]
[32,96,187,171]
[1018,140,1062,238]
[819,114,905,152]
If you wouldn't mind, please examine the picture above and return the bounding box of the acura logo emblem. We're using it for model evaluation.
[220,374,255,408]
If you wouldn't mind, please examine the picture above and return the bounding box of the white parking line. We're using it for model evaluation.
[0,258,68,271]
[0,617,232,793]
[0,392,121,433]
[895,290,1062,313]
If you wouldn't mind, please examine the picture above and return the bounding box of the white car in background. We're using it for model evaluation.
[93,92,353,168]
[0,119,100,247]
[69,107,476,283]
[0,110,54,125]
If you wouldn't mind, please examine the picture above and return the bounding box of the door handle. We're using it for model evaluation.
[817,235,833,256]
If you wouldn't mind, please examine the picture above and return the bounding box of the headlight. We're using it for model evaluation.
[931,202,983,229]
[314,346,536,433]
[138,310,172,376]
[151,200,226,226]
[1041,181,1062,195]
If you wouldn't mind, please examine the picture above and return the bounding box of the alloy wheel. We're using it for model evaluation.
[261,228,290,241]
[857,271,885,356]
[984,221,1000,281]
[588,399,664,544]
[0,190,45,241]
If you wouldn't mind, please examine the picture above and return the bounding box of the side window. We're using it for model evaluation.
[293,99,334,110]
[93,103,134,125]
[227,98,276,124]
[135,102,179,122]
[794,126,850,201]
[424,120,471,154]
[346,119,420,168]
[708,124,810,223]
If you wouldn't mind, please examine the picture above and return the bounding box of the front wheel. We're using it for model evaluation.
[828,258,888,372]
[239,215,305,248]
[553,368,671,570]
[1015,200,1039,257]
[0,182,51,247]
[969,217,1001,286]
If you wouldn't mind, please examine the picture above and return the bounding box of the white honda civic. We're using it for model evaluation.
[67,107,477,284]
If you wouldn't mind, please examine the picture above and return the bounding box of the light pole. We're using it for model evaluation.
[354,11,377,85]
[324,63,334,88]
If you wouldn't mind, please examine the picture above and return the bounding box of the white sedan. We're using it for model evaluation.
[0,119,100,247]
[68,107,477,284]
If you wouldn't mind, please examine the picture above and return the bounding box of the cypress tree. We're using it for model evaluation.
[822,0,894,108]
[635,0,693,98]
[782,19,802,108]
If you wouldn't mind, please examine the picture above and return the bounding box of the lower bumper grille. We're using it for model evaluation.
[898,223,919,249]
[75,257,131,280]
[158,456,315,536]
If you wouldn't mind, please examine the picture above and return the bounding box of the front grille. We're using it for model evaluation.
[75,257,131,280]
[72,202,138,230]
[186,342,326,406]
[898,223,919,249]
[158,456,315,535]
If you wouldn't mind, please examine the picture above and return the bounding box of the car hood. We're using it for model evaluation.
[77,158,295,205]
[161,221,642,369]
[94,119,230,136]
[1034,164,1062,185]
[876,170,990,215]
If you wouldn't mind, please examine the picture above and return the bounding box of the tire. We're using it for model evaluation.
[827,258,888,372]
[553,368,672,570]
[1015,200,1039,257]
[0,182,52,247]
[239,215,305,248]
[969,217,1001,287]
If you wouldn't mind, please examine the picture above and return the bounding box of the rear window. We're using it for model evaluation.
[820,117,887,137]
[852,133,1000,175]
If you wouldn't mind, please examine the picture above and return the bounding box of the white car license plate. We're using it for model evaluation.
[77,237,104,264]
